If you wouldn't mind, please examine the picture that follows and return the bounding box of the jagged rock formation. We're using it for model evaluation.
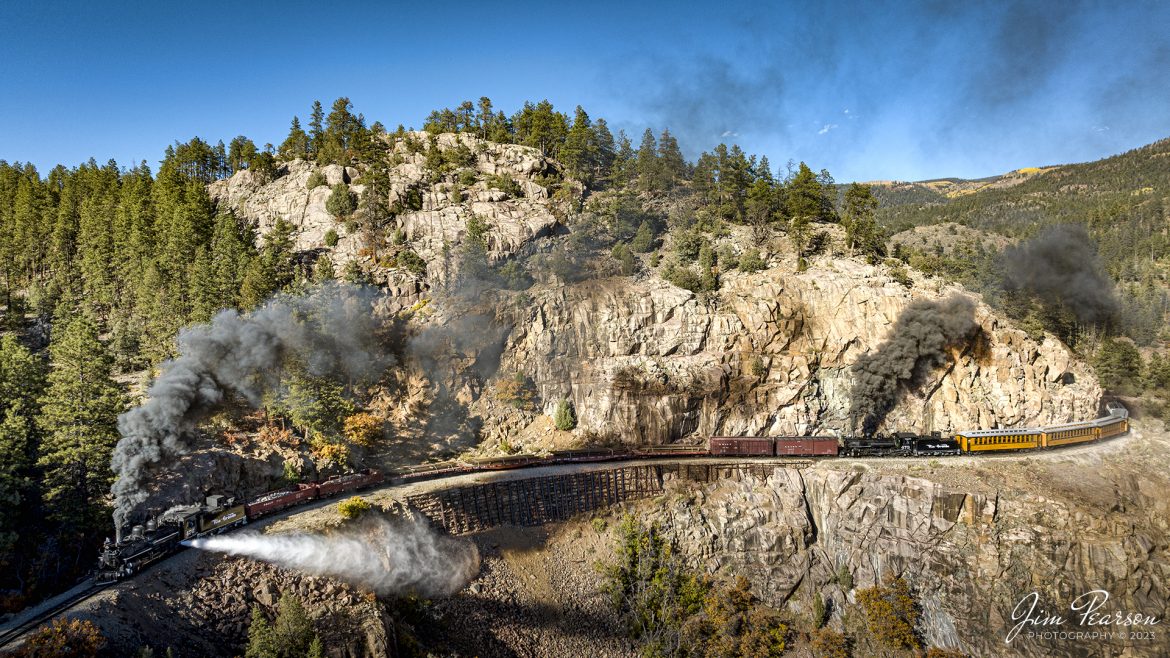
[488,255,1099,445]
[70,551,397,658]
[640,429,1170,657]
[208,132,569,281]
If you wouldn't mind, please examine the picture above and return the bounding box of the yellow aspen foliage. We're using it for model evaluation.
[343,412,383,447]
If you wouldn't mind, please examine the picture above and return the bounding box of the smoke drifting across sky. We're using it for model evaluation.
[604,0,1170,181]
[188,515,480,598]
[112,283,391,529]
[1003,224,1119,326]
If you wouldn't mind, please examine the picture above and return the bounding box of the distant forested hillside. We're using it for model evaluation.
[873,139,1170,352]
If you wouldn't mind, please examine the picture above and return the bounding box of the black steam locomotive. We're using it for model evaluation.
[96,494,247,583]
[96,470,384,583]
[841,432,962,457]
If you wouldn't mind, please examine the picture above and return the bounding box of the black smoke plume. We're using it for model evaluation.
[112,283,391,529]
[1002,224,1118,327]
[849,295,978,435]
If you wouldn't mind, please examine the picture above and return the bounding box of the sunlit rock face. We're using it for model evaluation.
[494,258,1099,445]
[642,454,1170,658]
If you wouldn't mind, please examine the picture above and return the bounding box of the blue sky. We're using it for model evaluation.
[2,0,1168,182]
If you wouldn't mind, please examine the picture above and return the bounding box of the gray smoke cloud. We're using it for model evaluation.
[1003,224,1118,326]
[112,282,392,529]
[188,515,479,598]
[849,295,978,435]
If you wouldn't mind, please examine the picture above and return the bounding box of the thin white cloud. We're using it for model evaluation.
[818,123,838,135]
[720,130,739,137]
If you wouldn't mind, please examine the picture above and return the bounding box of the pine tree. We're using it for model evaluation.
[591,118,616,183]
[308,101,325,160]
[227,136,259,174]
[636,129,659,192]
[279,117,309,161]
[561,106,595,184]
[656,129,686,189]
[36,316,123,533]
[245,605,278,658]
[306,636,324,658]
[209,211,253,310]
[843,182,884,262]
[0,335,44,567]
[273,592,315,658]
[553,398,577,431]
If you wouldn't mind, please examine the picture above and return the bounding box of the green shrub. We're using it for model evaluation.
[601,516,790,656]
[836,565,854,590]
[324,229,339,247]
[326,184,357,218]
[396,248,427,276]
[458,168,478,186]
[554,398,577,431]
[486,174,523,198]
[738,249,766,272]
[337,496,372,519]
[611,243,637,276]
[888,263,913,288]
[306,170,327,190]
[664,264,703,292]
[630,220,657,253]
[673,229,703,263]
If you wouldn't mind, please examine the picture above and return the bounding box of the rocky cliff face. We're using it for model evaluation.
[489,254,1098,446]
[639,425,1170,657]
[208,132,567,282]
[207,133,1100,452]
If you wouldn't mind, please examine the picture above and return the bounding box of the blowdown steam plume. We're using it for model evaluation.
[849,295,978,435]
[112,283,391,529]
[1003,224,1119,326]
[187,515,479,598]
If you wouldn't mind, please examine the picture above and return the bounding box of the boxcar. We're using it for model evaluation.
[774,437,839,456]
[708,437,774,456]
[955,428,1042,452]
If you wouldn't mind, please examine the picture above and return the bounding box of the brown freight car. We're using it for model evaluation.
[774,437,839,456]
[317,469,384,497]
[245,483,318,518]
[708,437,775,456]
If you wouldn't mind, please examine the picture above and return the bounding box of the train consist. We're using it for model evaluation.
[96,404,1129,583]
[96,470,384,583]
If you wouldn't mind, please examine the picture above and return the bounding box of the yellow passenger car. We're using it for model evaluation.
[1095,416,1128,439]
[955,428,1042,452]
[1042,422,1098,448]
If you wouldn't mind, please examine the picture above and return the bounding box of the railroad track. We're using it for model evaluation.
[0,581,101,649]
